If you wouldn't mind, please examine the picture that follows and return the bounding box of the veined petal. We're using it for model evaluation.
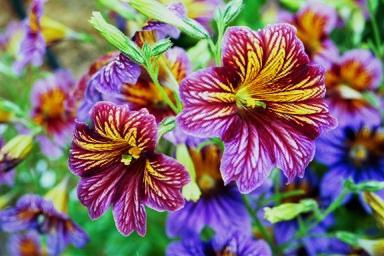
[69,102,157,175]
[91,53,141,94]
[177,67,238,137]
[77,164,125,219]
[143,153,189,211]
[112,163,146,236]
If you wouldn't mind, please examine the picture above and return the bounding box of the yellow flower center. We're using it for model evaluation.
[197,174,216,192]
[350,144,368,164]
[235,90,266,110]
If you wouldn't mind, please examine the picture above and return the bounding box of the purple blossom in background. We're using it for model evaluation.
[0,195,88,256]
[8,231,43,256]
[13,0,46,74]
[317,124,384,204]
[167,230,271,256]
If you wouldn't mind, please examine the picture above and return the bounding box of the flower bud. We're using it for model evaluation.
[89,12,144,64]
[221,0,243,25]
[151,38,173,56]
[176,144,202,201]
[126,0,209,39]
[358,238,384,255]
[45,177,70,213]
[0,134,33,172]
[345,179,384,192]
[264,199,317,223]
[364,192,384,229]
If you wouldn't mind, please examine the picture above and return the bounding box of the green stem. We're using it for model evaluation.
[145,61,180,114]
[242,195,276,252]
[368,0,383,58]
[215,21,225,65]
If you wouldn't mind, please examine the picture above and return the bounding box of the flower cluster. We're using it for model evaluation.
[1,0,383,255]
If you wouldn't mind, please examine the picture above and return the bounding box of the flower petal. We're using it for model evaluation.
[91,53,141,94]
[77,164,125,219]
[69,102,157,175]
[143,153,189,211]
[177,67,238,138]
[112,163,146,236]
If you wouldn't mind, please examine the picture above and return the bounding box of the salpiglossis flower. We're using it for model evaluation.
[280,1,338,67]
[325,49,382,127]
[8,232,45,256]
[31,70,77,159]
[69,102,189,236]
[0,189,88,256]
[178,24,336,193]
[317,125,384,204]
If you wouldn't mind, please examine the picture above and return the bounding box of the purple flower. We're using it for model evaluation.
[325,49,382,127]
[8,231,43,256]
[167,230,271,256]
[13,0,46,74]
[0,195,88,256]
[317,125,384,204]
[167,144,251,237]
[31,70,76,159]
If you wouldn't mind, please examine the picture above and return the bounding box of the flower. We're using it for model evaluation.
[69,102,189,236]
[166,144,251,237]
[325,49,382,127]
[177,24,336,193]
[279,0,338,67]
[167,230,271,256]
[8,232,44,256]
[317,125,384,204]
[31,70,76,159]
[0,189,88,256]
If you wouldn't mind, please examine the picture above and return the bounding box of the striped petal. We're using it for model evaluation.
[143,153,189,211]
[69,102,156,175]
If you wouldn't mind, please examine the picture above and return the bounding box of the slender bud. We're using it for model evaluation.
[221,0,243,25]
[0,135,33,172]
[151,38,173,56]
[345,179,384,193]
[364,192,384,229]
[126,0,209,39]
[176,144,201,201]
[44,177,70,213]
[264,199,317,223]
[89,12,144,64]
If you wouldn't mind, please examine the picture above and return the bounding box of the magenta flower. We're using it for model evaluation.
[69,102,190,236]
[178,24,336,193]
[325,49,382,127]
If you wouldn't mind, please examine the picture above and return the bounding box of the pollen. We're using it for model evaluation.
[235,90,266,110]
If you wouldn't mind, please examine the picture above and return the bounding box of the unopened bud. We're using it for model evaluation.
[264,199,317,223]
[222,0,243,25]
[151,38,173,56]
[0,134,33,172]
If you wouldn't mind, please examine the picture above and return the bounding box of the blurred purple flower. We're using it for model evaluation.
[325,49,382,127]
[8,231,43,256]
[167,144,251,237]
[167,229,271,256]
[317,125,384,204]
[31,70,76,159]
[13,0,46,74]
[279,0,338,68]
[0,195,88,256]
